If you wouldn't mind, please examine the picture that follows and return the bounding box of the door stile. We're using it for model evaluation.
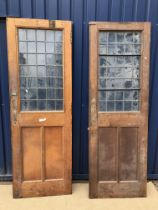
[89,23,98,198]
[41,126,45,182]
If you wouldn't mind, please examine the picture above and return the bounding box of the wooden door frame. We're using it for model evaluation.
[89,22,151,198]
[7,18,72,198]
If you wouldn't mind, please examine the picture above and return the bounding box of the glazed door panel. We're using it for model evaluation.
[89,22,150,198]
[7,18,72,198]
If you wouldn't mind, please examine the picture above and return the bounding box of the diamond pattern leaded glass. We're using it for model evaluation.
[98,32,141,112]
[18,29,63,111]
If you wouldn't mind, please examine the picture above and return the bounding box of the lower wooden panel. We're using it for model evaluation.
[98,128,117,181]
[22,127,41,181]
[19,126,68,198]
[119,127,138,181]
[97,126,142,197]
[44,127,64,180]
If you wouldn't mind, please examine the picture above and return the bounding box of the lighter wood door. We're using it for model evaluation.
[89,22,150,198]
[7,18,72,198]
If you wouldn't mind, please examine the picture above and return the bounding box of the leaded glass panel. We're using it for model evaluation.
[98,32,141,112]
[18,29,63,111]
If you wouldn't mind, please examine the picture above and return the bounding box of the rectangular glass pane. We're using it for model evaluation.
[19,29,27,41]
[18,29,64,111]
[46,31,55,42]
[37,54,45,65]
[98,31,141,112]
[28,54,36,65]
[46,43,55,53]
[37,30,45,41]
[27,29,36,41]
[19,42,27,53]
[28,42,36,53]
[37,42,45,53]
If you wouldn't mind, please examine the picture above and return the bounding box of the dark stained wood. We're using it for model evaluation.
[119,127,138,181]
[89,23,98,198]
[7,18,72,198]
[89,22,151,198]
[98,128,117,181]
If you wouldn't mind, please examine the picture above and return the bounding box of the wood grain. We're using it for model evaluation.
[7,18,72,198]
[98,128,117,181]
[22,127,41,181]
[44,127,64,180]
[119,127,138,181]
[89,22,151,198]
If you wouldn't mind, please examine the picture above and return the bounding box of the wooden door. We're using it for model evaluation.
[7,18,72,198]
[89,22,150,198]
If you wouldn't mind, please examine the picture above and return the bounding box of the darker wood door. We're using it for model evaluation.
[89,22,150,198]
[7,18,72,198]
